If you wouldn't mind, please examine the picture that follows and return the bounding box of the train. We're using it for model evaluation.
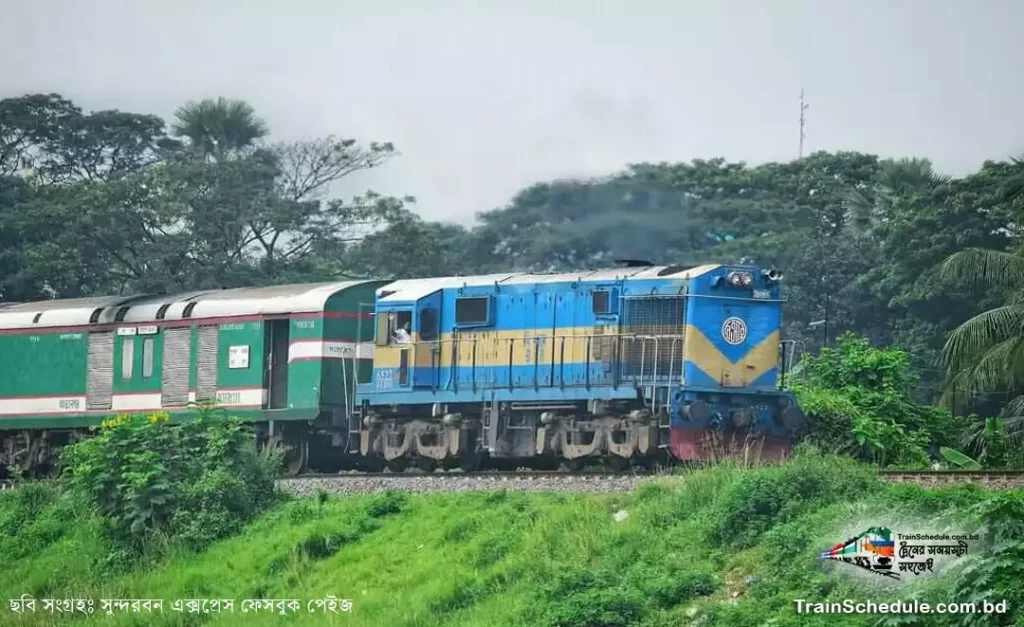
[0,261,805,477]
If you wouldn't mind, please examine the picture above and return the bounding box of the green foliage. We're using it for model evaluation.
[60,406,281,553]
[796,334,962,467]
[0,93,419,300]
[943,494,1024,627]
[4,454,1019,627]
[539,569,646,627]
[1,455,1022,627]
[710,452,876,547]
[940,447,983,470]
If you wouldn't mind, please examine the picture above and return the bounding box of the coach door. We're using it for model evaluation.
[413,291,442,389]
[264,319,290,409]
[86,331,114,410]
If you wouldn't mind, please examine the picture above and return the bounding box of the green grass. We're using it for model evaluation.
[1,452,1020,627]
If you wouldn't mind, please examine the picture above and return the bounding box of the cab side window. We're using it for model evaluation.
[419,308,438,341]
[377,311,414,346]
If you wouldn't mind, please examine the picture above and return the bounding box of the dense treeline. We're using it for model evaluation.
[3,93,1024,461]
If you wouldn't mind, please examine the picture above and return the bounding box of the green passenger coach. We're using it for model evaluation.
[0,281,382,476]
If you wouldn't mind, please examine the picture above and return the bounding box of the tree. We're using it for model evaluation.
[0,94,80,178]
[1,93,419,297]
[0,93,170,184]
[0,94,175,300]
[938,157,1024,437]
[171,97,268,159]
[345,217,473,279]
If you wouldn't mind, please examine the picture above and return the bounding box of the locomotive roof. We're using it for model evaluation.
[0,281,374,330]
[377,264,720,303]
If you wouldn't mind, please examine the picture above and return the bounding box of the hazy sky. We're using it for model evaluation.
[2,0,1022,224]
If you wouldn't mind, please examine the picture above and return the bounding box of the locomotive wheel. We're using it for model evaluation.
[384,458,408,473]
[564,458,586,472]
[458,450,481,472]
[604,456,631,471]
[413,458,438,473]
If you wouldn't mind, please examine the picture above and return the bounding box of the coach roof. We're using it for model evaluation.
[375,264,720,303]
[0,281,375,330]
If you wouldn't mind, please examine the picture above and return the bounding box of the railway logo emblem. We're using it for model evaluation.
[821,526,976,581]
[721,317,747,345]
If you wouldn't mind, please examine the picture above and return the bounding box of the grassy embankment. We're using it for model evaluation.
[2,452,1021,627]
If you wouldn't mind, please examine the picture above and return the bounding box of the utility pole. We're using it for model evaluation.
[799,89,809,159]
[808,295,830,349]
[823,293,830,347]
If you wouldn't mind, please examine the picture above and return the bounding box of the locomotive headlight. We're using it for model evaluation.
[728,271,753,288]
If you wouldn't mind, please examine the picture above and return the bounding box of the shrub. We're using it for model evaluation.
[945,494,1024,627]
[60,405,282,553]
[710,453,876,547]
[540,569,646,627]
[795,334,963,467]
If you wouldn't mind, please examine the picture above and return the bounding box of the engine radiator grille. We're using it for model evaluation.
[620,296,686,379]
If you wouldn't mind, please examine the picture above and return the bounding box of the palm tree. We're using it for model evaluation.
[939,157,1024,441]
[170,98,269,159]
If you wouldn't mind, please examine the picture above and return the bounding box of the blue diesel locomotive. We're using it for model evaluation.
[356,262,805,470]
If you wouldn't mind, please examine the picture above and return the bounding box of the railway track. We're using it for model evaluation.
[877,470,1024,489]
[274,468,1024,482]
[275,469,653,495]
[277,469,651,481]
[3,470,1024,495]
[273,468,1024,496]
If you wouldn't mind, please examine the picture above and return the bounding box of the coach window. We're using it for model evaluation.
[455,297,490,326]
[121,338,135,379]
[142,338,155,378]
[593,290,611,315]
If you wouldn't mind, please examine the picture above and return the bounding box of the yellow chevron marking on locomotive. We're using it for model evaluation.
[683,325,779,387]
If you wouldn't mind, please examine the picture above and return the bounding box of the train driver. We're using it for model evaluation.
[393,321,412,344]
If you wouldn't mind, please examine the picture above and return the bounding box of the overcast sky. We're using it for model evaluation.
[2,0,1022,224]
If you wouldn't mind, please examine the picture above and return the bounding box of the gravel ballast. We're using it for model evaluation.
[278,473,655,496]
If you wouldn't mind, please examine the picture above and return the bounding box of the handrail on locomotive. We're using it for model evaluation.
[363,330,788,412]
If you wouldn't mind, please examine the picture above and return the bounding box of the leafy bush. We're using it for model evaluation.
[0,481,80,561]
[60,405,281,553]
[539,569,646,627]
[943,494,1024,627]
[795,334,965,467]
[711,451,876,547]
